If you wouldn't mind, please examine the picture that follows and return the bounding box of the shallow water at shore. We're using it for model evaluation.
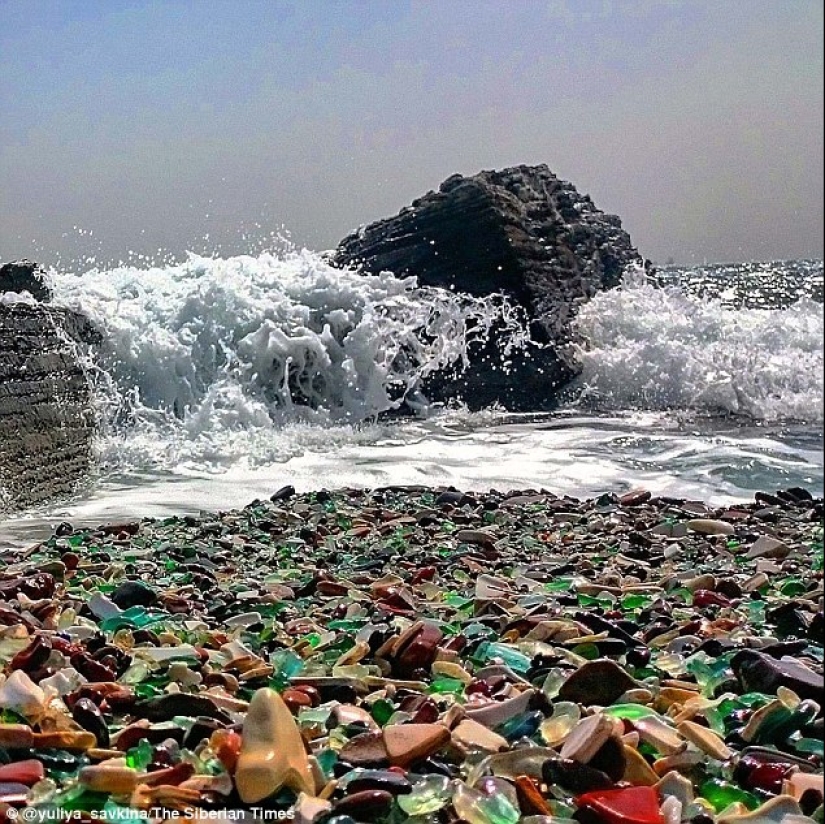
[2,411,821,547]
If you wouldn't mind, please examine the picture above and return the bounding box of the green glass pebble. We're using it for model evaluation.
[738,693,771,708]
[603,703,659,721]
[315,748,338,779]
[795,737,825,756]
[751,705,795,744]
[428,676,465,696]
[637,741,660,760]
[572,642,600,660]
[34,748,86,777]
[328,619,367,631]
[133,683,161,699]
[548,800,578,818]
[621,594,651,610]
[297,707,332,727]
[545,578,575,592]
[270,649,305,679]
[669,587,693,604]
[462,623,497,640]
[482,795,521,824]
[779,577,807,597]
[125,740,153,771]
[632,666,662,681]
[100,606,160,632]
[746,601,767,624]
[370,698,395,726]
[700,779,761,812]
[453,789,521,824]
[259,602,289,619]
[397,775,452,816]
[704,698,738,735]
[0,709,26,724]
[475,641,531,674]
[497,710,543,741]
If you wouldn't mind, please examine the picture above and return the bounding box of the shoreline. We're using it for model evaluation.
[0,484,822,821]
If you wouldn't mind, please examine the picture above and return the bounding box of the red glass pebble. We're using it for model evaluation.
[70,653,117,683]
[516,775,553,815]
[212,729,242,774]
[140,762,195,787]
[50,637,84,657]
[411,566,437,584]
[0,573,56,599]
[10,636,52,674]
[290,684,320,706]
[281,688,313,714]
[0,761,44,786]
[466,679,494,697]
[576,786,665,824]
[745,762,794,795]
[394,623,443,678]
[317,580,349,596]
[693,590,731,608]
[398,695,439,724]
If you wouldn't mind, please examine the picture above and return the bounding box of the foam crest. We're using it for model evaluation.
[573,268,823,422]
[46,250,529,469]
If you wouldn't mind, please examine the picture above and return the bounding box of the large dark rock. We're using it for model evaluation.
[332,165,648,410]
[0,261,98,512]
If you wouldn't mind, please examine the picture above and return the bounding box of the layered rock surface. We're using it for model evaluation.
[0,260,98,511]
[333,164,649,409]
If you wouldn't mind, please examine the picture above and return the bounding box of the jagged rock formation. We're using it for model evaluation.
[333,164,648,409]
[0,260,99,512]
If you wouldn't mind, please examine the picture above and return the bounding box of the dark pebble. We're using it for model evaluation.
[542,757,616,793]
[111,580,158,608]
[557,659,637,707]
[132,693,232,723]
[345,770,412,796]
[731,650,823,703]
[333,789,394,820]
[72,697,110,748]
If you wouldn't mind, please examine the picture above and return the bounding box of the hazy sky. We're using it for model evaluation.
[1,0,822,268]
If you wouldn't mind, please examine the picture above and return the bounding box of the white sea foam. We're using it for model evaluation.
[41,251,824,475]
[572,268,824,422]
[0,290,39,305]
[46,249,529,470]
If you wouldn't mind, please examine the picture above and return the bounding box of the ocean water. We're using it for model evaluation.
[0,253,822,544]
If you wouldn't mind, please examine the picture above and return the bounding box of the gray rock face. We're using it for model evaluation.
[0,262,97,512]
[333,165,648,409]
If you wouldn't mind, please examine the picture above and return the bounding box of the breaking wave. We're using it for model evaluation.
[572,267,823,422]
